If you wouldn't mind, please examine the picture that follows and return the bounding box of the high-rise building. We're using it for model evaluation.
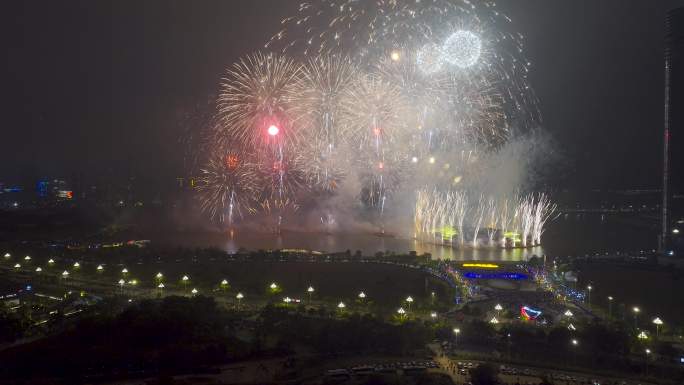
[662,7,684,254]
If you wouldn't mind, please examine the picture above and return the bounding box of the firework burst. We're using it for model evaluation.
[197,152,262,225]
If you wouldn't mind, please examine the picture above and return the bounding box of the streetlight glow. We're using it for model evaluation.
[358,291,366,299]
[338,302,346,309]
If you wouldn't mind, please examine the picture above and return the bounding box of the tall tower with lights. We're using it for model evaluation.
[662,7,684,254]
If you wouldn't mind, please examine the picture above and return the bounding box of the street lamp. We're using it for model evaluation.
[633,307,640,329]
[73,262,80,269]
[495,303,503,317]
[236,292,244,310]
[338,301,346,310]
[191,288,198,296]
[307,285,314,304]
[653,317,663,337]
[586,285,592,305]
[35,267,42,272]
[638,331,649,340]
[564,309,574,318]
[358,291,366,300]
[571,339,579,365]
[645,348,652,375]
[406,296,414,312]
[3,253,9,259]
[155,272,163,281]
[397,307,406,318]
[24,256,31,261]
[430,312,437,319]
[62,270,69,278]
[122,268,129,278]
[453,328,461,346]
[220,279,230,292]
[490,316,499,324]
[97,264,104,272]
[182,275,190,292]
[48,258,55,265]
[608,296,614,319]
[118,278,125,294]
[157,282,164,296]
[14,263,21,269]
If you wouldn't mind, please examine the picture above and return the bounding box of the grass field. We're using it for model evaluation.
[577,263,684,327]
[4,255,455,313]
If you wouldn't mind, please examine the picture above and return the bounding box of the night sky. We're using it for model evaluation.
[1,0,682,190]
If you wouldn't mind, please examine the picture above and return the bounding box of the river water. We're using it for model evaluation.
[153,213,659,261]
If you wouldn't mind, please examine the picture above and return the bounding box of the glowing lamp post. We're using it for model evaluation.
[73,262,80,269]
[495,303,503,317]
[35,267,42,273]
[3,253,10,259]
[220,279,230,293]
[397,307,406,319]
[571,339,579,365]
[405,296,414,312]
[489,316,499,324]
[122,268,129,278]
[97,265,104,272]
[358,291,366,301]
[453,328,461,346]
[24,256,31,262]
[390,50,401,61]
[638,331,649,341]
[338,302,346,312]
[645,348,651,375]
[236,292,244,310]
[652,317,663,337]
[586,285,592,306]
[608,296,614,319]
[118,278,125,294]
[191,288,198,296]
[155,272,163,283]
[14,263,21,270]
[181,275,190,292]
[48,258,55,265]
[307,286,314,304]
[633,307,640,329]
[157,282,164,296]
[430,312,437,319]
